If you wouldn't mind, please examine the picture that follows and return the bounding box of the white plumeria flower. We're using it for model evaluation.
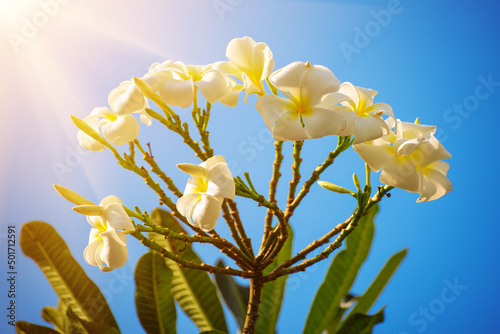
[176,155,235,231]
[354,119,452,202]
[77,107,140,150]
[214,36,275,104]
[108,81,152,126]
[322,82,396,144]
[142,61,232,108]
[255,61,348,141]
[74,195,134,272]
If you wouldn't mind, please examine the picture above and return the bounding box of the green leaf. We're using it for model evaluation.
[66,307,120,334]
[150,208,227,333]
[20,221,119,331]
[135,251,177,334]
[255,225,294,334]
[15,321,60,334]
[303,205,378,334]
[41,306,70,333]
[197,331,227,334]
[214,259,250,329]
[334,307,385,334]
[348,248,407,317]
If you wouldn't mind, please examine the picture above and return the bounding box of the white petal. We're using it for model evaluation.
[299,64,340,107]
[195,69,231,103]
[192,194,223,231]
[365,102,395,124]
[213,60,243,79]
[416,162,452,202]
[353,141,394,172]
[136,107,153,126]
[90,107,114,118]
[226,36,257,72]
[335,107,357,136]
[352,114,390,144]
[99,195,122,207]
[101,115,140,146]
[141,68,174,92]
[109,82,145,116]
[159,78,194,108]
[102,202,134,230]
[338,82,360,109]
[84,237,101,267]
[99,229,128,271]
[318,92,350,109]
[201,155,227,169]
[219,83,243,107]
[380,156,419,192]
[301,107,346,139]
[242,72,264,100]
[176,193,199,217]
[269,61,305,104]
[87,215,106,231]
[410,135,452,167]
[87,228,101,245]
[206,162,235,199]
[254,42,275,81]
[183,177,204,195]
[397,120,436,139]
[255,95,296,131]
[272,110,308,141]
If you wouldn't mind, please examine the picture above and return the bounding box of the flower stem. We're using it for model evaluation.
[262,141,284,246]
[285,136,353,219]
[242,277,265,333]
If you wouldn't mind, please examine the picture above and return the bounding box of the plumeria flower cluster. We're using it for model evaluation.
[68,36,452,275]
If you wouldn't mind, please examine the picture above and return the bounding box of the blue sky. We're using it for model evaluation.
[1,0,499,333]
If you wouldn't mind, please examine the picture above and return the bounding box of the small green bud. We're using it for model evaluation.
[317,181,356,196]
[352,173,362,192]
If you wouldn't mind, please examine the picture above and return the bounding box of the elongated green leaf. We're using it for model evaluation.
[214,259,249,329]
[348,249,407,317]
[15,321,60,334]
[197,331,227,334]
[335,307,385,334]
[150,208,227,333]
[255,226,294,334]
[42,306,70,333]
[66,307,120,334]
[20,221,119,331]
[135,251,177,334]
[303,205,378,334]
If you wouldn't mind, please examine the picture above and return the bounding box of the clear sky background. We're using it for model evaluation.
[1,0,499,333]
